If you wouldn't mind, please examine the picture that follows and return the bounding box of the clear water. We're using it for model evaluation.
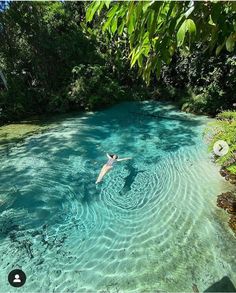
[0,101,235,292]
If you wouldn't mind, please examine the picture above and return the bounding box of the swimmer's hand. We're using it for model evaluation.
[117,157,132,162]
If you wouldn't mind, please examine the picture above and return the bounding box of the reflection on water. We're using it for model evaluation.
[0,101,235,292]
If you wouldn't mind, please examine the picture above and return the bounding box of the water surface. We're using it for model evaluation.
[0,101,235,292]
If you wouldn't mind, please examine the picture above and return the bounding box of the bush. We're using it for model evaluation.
[217,111,236,121]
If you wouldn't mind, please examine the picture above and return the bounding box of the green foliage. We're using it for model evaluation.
[227,163,236,174]
[205,112,236,171]
[158,52,236,115]
[217,111,236,121]
[0,1,235,123]
[86,1,236,84]
[0,2,135,122]
[68,64,125,110]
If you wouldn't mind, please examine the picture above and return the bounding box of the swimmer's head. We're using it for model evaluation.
[110,154,118,159]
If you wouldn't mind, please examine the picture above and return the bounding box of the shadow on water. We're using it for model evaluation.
[203,276,236,292]
[119,161,145,195]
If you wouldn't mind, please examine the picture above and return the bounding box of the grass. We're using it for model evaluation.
[205,111,236,175]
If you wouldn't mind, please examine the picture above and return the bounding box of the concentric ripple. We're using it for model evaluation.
[0,101,235,292]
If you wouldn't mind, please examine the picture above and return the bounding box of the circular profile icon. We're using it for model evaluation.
[213,140,229,157]
[8,269,26,287]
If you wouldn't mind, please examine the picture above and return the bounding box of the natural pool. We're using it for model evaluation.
[0,101,235,292]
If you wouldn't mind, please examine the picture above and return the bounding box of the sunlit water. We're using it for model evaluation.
[0,101,235,292]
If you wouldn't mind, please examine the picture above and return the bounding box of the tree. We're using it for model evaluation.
[86,1,236,84]
[0,1,99,120]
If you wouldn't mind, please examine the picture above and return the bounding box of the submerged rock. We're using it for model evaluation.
[220,168,236,185]
[217,192,236,214]
[229,215,236,235]
[217,192,236,235]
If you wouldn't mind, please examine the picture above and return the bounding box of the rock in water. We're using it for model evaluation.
[217,192,236,214]
[192,283,199,292]
[217,192,236,235]
[229,215,236,235]
[220,168,236,185]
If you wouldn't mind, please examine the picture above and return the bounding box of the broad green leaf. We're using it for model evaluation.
[216,42,225,56]
[185,19,196,35]
[131,47,144,67]
[102,17,113,32]
[117,21,125,36]
[111,17,118,34]
[127,3,135,35]
[177,18,196,46]
[142,2,152,13]
[104,0,111,9]
[102,6,119,32]
[107,4,119,18]
[137,54,143,67]
[147,10,154,34]
[128,13,134,35]
[177,19,186,46]
[86,1,101,23]
[226,34,235,52]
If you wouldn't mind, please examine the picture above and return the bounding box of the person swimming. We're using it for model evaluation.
[96,153,132,184]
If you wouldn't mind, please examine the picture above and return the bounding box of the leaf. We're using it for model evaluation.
[216,42,225,56]
[137,54,143,67]
[127,3,135,35]
[226,34,235,52]
[111,17,118,34]
[104,0,111,9]
[131,47,144,67]
[177,18,196,46]
[128,12,134,35]
[107,4,119,18]
[142,2,152,13]
[80,21,87,31]
[86,1,101,23]
[147,10,154,34]
[102,17,113,32]
[102,5,119,32]
[117,21,125,36]
[177,19,186,46]
[185,19,196,35]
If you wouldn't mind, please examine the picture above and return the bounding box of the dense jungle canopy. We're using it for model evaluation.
[0,1,235,122]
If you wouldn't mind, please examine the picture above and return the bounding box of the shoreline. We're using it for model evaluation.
[217,168,236,235]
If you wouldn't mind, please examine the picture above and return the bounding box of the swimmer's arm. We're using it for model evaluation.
[106,153,112,159]
[117,157,132,162]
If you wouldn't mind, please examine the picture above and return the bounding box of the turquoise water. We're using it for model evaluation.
[0,101,235,292]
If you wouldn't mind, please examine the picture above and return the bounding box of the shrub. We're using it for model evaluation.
[205,111,236,173]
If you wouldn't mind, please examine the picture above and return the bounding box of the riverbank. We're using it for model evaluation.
[0,111,83,147]
[217,169,236,235]
[0,122,47,147]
